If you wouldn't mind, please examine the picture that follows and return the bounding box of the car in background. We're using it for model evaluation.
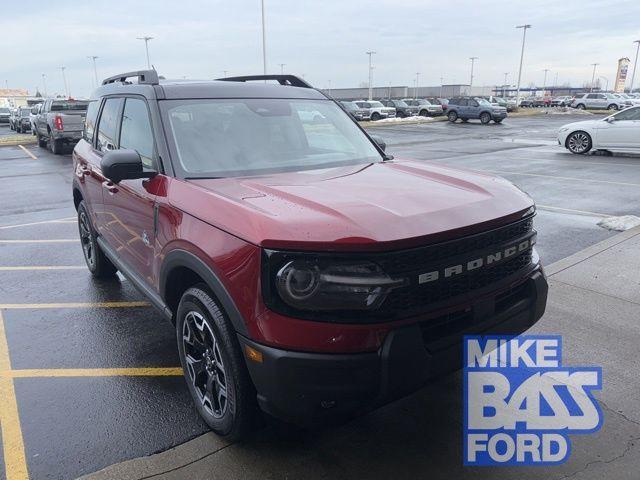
[15,106,32,133]
[427,97,449,111]
[484,96,516,112]
[340,101,370,121]
[0,107,10,124]
[9,108,20,130]
[613,93,640,107]
[571,93,627,111]
[354,100,396,121]
[402,98,443,116]
[551,96,574,107]
[380,99,418,118]
[30,104,42,134]
[35,98,89,154]
[446,97,507,124]
[518,97,536,108]
[558,105,640,154]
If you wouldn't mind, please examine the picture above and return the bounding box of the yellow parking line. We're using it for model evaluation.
[0,266,85,271]
[0,239,78,244]
[17,145,37,160]
[0,217,76,230]
[0,301,150,309]
[0,311,29,480]
[4,367,183,378]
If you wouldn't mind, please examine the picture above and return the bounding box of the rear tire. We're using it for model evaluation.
[371,112,381,121]
[480,112,491,124]
[566,131,592,154]
[576,104,586,110]
[419,110,429,117]
[48,132,62,155]
[37,132,47,148]
[77,201,117,278]
[177,285,258,440]
[447,111,458,122]
[607,104,618,111]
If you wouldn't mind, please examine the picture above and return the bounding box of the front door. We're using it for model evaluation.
[596,108,640,150]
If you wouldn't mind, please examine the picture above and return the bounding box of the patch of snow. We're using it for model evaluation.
[372,116,438,123]
[545,107,593,115]
[597,215,640,232]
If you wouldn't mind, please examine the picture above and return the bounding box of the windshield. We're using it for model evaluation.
[395,100,409,107]
[341,101,356,111]
[494,98,506,105]
[0,108,9,114]
[417,99,431,105]
[369,101,384,108]
[163,98,383,179]
[20,108,31,117]
[51,101,89,111]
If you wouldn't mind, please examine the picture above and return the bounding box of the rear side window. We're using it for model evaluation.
[96,98,124,153]
[119,98,156,169]
[51,101,89,111]
[83,101,100,144]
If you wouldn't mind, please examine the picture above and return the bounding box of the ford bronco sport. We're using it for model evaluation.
[72,71,547,440]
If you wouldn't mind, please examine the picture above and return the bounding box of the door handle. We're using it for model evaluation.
[102,181,118,195]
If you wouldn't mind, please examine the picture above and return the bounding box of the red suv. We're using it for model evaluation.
[72,71,548,439]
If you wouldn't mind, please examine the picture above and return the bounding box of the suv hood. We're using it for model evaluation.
[174,160,534,252]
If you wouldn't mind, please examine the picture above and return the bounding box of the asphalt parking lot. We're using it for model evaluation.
[1,113,639,479]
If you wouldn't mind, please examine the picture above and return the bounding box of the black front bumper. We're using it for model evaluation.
[240,269,548,425]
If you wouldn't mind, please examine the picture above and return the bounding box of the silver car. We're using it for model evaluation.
[402,98,443,116]
[571,93,627,111]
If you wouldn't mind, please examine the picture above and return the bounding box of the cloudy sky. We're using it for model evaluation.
[3,0,640,97]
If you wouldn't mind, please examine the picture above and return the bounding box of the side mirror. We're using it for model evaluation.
[370,134,386,152]
[101,149,156,183]
[606,116,615,123]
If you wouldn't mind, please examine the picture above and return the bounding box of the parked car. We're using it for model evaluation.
[15,106,32,133]
[558,105,640,154]
[427,97,449,111]
[380,99,418,118]
[35,98,89,154]
[9,107,19,130]
[30,103,42,135]
[612,93,640,107]
[402,98,443,116]
[484,96,516,112]
[354,100,396,121]
[551,96,574,107]
[0,107,10,124]
[518,97,535,108]
[340,101,370,121]
[73,70,546,438]
[571,93,627,111]
[446,97,507,124]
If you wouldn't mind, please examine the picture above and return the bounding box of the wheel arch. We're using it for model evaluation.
[160,249,248,335]
[564,129,592,149]
[72,184,83,210]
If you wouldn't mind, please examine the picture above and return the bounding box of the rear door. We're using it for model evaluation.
[102,96,162,280]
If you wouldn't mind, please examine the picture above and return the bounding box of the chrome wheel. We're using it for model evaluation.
[182,311,228,419]
[78,210,96,269]
[567,132,591,154]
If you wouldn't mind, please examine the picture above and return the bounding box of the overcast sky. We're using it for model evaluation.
[3,0,640,97]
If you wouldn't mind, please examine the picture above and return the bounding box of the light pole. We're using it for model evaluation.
[503,72,509,96]
[415,72,420,99]
[590,63,599,92]
[554,72,559,92]
[137,36,153,69]
[279,63,286,74]
[630,40,640,93]
[41,74,48,97]
[599,76,609,92]
[366,51,376,100]
[327,80,332,96]
[515,24,532,108]
[222,70,228,78]
[87,56,99,88]
[542,68,549,93]
[60,66,69,98]
[469,57,478,87]
[440,76,444,97]
[261,0,267,75]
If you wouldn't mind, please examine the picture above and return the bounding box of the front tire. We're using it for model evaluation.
[371,112,381,121]
[607,104,618,111]
[448,111,458,122]
[576,104,586,110]
[177,286,257,440]
[77,201,117,277]
[480,112,491,124]
[419,109,429,117]
[37,132,47,148]
[566,131,592,154]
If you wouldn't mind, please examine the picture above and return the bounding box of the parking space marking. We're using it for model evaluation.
[0,301,150,309]
[16,146,36,161]
[536,204,610,218]
[481,169,640,187]
[0,266,85,271]
[5,368,182,378]
[0,217,76,230]
[0,311,29,480]
[0,239,78,244]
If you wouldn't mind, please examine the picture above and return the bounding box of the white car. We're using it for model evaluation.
[558,106,640,154]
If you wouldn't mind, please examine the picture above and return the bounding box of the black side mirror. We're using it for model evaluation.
[369,134,386,152]
[101,149,156,183]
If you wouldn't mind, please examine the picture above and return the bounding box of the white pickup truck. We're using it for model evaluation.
[35,99,89,154]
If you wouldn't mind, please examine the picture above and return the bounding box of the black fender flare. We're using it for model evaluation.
[159,249,248,335]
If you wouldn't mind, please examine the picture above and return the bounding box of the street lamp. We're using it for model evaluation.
[503,72,509,96]
[515,24,532,108]
[279,63,286,74]
[630,40,640,93]
[366,51,376,100]
[542,68,550,92]
[137,36,153,69]
[469,57,478,88]
[415,72,420,99]
[87,56,99,88]
[590,63,599,92]
[60,66,69,98]
[42,74,47,97]
[261,0,267,75]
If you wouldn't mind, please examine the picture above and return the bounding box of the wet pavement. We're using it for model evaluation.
[0,115,639,479]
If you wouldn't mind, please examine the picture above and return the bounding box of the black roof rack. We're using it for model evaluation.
[215,75,313,89]
[102,70,159,86]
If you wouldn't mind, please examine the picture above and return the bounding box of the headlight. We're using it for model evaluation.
[263,251,407,315]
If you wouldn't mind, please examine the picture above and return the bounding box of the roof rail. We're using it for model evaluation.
[102,70,159,86]
[215,75,313,89]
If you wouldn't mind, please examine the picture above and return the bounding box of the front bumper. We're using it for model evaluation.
[240,268,548,425]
